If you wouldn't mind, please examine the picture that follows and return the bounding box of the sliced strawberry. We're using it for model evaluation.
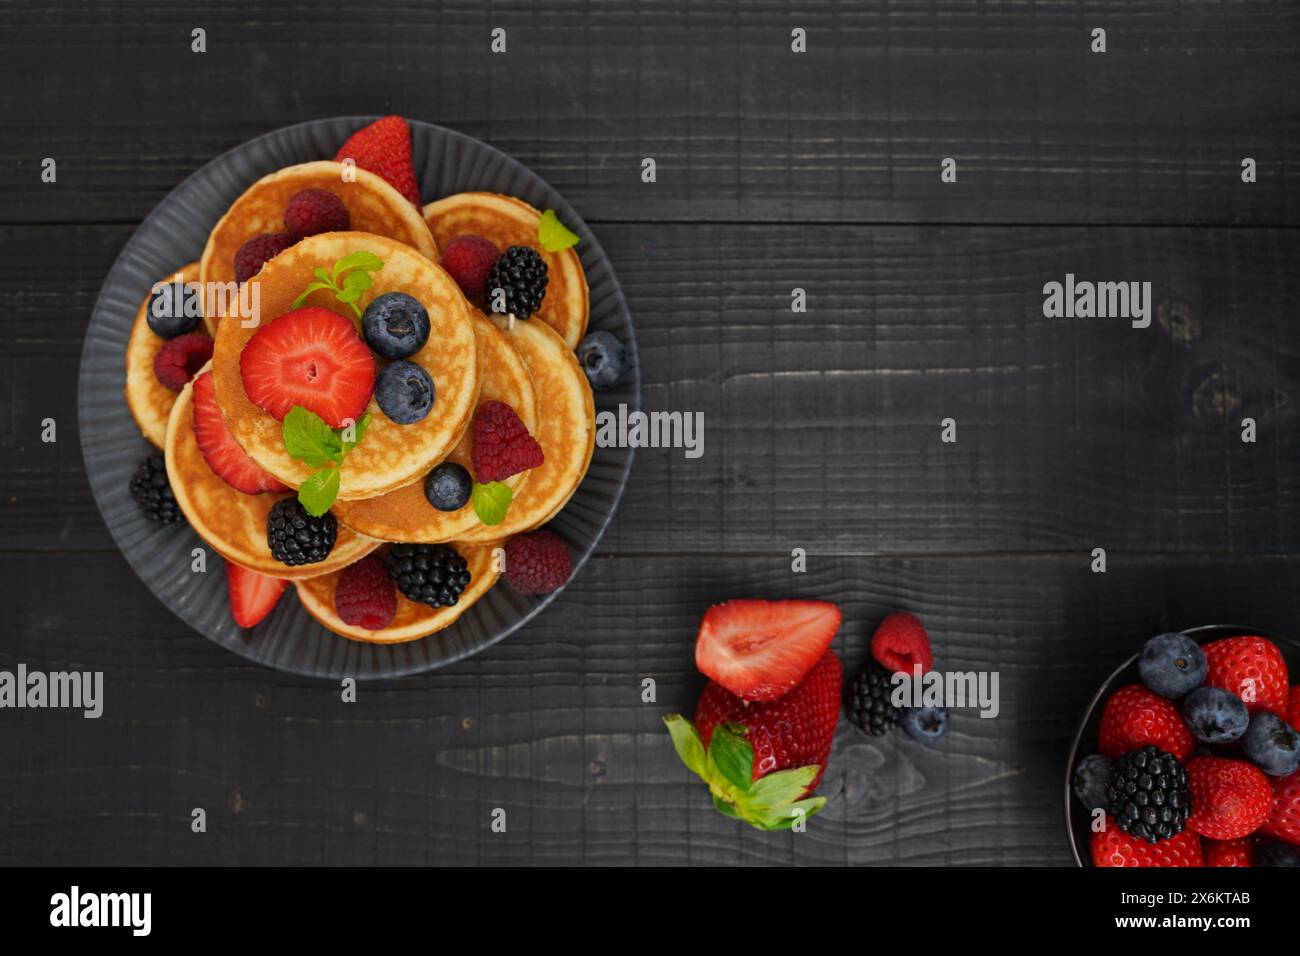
[192,371,289,494]
[334,115,420,205]
[239,306,375,428]
[225,561,287,628]
[694,599,842,702]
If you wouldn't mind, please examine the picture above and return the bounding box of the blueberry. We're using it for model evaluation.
[1181,686,1250,743]
[1072,753,1112,812]
[146,279,200,338]
[424,462,472,512]
[577,330,630,389]
[363,292,430,359]
[1256,842,1300,867]
[1138,631,1207,698]
[899,705,949,743]
[375,360,435,425]
[1242,711,1300,776]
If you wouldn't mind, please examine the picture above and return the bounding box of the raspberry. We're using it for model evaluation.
[152,331,213,391]
[870,612,933,675]
[334,555,396,630]
[504,530,573,595]
[441,235,499,299]
[471,400,544,483]
[284,188,350,238]
[234,232,296,283]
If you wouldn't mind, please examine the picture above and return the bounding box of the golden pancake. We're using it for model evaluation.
[164,362,379,580]
[200,161,436,324]
[456,318,595,544]
[125,262,203,447]
[295,544,500,643]
[211,232,480,500]
[423,192,589,349]
[332,310,538,542]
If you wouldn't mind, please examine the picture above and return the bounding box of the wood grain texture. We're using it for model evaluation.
[0,2,1296,225]
[4,549,1297,866]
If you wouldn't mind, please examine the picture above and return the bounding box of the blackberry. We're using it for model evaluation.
[1105,745,1191,844]
[129,453,183,524]
[385,543,472,608]
[267,498,337,567]
[846,661,901,736]
[486,246,548,319]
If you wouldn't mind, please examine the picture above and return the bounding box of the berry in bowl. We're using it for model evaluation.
[1066,625,1300,867]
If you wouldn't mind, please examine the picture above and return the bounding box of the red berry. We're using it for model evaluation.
[333,555,396,630]
[1203,838,1253,867]
[153,331,213,392]
[192,371,288,494]
[233,232,296,283]
[1203,635,1290,717]
[284,188,350,238]
[870,611,933,675]
[225,561,287,628]
[239,306,375,428]
[441,235,500,299]
[334,115,420,204]
[1091,822,1203,867]
[695,599,842,703]
[1288,686,1300,729]
[1098,684,1194,761]
[1261,769,1300,846]
[504,530,573,595]
[1186,756,1273,841]
[470,400,544,483]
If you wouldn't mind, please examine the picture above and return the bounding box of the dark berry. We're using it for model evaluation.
[129,453,183,524]
[234,232,295,283]
[375,359,434,425]
[424,462,472,512]
[577,330,630,389]
[1072,754,1113,812]
[486,245,548,319]
[900,705,949,743]
[266,498,337,567]
[1242,711,1300,776]
[1138,631,1207,699]
[362,292,430,359]
[146,277,200,338]
[846,661,901,736]
[385,543,472,608]
[283,188,350,238]
[1182,686,1250,744]
[1104,745,1191,844]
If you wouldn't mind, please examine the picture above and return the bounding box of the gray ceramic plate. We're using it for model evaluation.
[79,117,638,679]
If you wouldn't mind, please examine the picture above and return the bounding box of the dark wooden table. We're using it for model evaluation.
[2,1,1298,865]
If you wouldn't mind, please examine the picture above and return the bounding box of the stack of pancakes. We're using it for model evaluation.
[124,165,596,644]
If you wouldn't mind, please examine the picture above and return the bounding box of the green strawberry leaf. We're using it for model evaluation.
[538,209,579,252]
[471,481,512,526]
[282,405,342,468]
[706,724,754,793]
[298,466,340,517]
[712,793,741,820]
[745,765,820,810]
[755,796,827,831]
[663,715,708,777]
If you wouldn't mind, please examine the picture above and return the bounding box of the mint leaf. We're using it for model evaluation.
[706,724,754,793]
[332,250,384,282]
[313,267,331,284]
[342,270,372,291]
[337,412,371,457]
[538,209,579,252]
[283,405,341,467]
[298,467,340,517]
[292,281,334,309]
[471,481,512,525]
[295,252,385,318]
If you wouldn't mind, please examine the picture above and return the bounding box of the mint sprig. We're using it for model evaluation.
[471,481,512,526]
[537,209,579,252]
[282,406,372,516]
[292,251,385,317]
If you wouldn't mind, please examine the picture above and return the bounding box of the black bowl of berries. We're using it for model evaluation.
[1066,625,1300,867]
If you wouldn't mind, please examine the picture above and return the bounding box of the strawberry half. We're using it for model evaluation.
[225,561,287,628]
[1091,821,1203,867]
[1203,635,1290,717]
[192,371,289,494]
[239,307,375,428]
[334,115,420,205]
[694,598,842,702]
[664,651,842,831]
[1098,684,1194,761]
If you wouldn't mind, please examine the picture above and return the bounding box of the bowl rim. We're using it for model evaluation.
[1064,623,1300,866]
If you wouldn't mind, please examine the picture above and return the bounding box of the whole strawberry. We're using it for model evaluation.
[1186,756,1272,840]
[1091,823,1203,867]
[1202,838,1252,867]
[663,651,841,830]
[334,115,420,205]
[870,611,933,675]
[1260,769,1300,846]
[1288,686,1300,729]
[1098,684,1194,761]
[1202,635,1290,717]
